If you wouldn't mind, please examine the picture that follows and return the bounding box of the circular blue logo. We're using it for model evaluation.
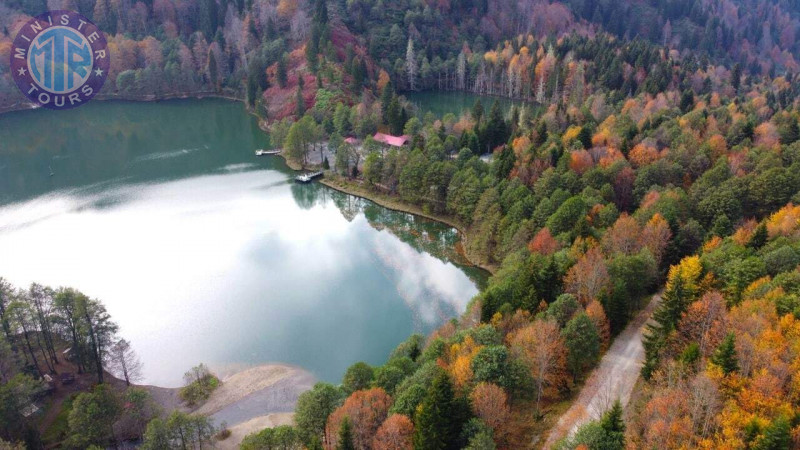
[10,11,109,110]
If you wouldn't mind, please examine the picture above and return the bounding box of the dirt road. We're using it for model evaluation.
[542,294,661,448]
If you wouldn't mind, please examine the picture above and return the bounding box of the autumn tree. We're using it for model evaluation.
[585,300,611,350]
[325,388,391,450]
[602,214,641,256]
[372,414,413,450]
[564,247,610,305]
[508,320,567,413]
[469,383,510,441]
[528,227,560,255]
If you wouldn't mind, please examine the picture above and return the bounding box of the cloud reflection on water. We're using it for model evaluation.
[0,169,480,386]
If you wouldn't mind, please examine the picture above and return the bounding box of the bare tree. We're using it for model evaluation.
[107,338,143,386]
[406,39,417,91]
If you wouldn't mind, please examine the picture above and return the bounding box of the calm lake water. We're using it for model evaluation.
[0,99,486,387]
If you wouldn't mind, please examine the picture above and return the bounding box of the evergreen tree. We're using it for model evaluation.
[387,96,404,135]
[562,313,600,380]
[643,272,695,378]
[207,51,218,90]
[380,82,394,124]
[731,63,742,92]
[336,417,355,450]
[679,89,694,113]
[413,370,464,450]
[277,56,288,88]
[753,416,791,450]
[296,85,305,117]
[599,400,626,450]
[472,99,484,124]
[712,332,739,375]
[483,101,508,152]
[748,223,768,249]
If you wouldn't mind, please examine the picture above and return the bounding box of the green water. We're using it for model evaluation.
[405,91,526,119]
[0,99,486,387]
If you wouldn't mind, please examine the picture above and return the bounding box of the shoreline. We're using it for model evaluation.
[251,107,496,275]
[140,363,314,447]
[0,91,244,115]
[320,175,497,275]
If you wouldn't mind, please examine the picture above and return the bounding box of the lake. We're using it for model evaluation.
[0,99,486,387]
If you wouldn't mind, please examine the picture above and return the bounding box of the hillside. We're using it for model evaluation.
[3,0,800,449]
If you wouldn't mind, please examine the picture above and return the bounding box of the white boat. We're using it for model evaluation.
[255,149,281,156]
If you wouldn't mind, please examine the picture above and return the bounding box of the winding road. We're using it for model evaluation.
[542,293,661,448]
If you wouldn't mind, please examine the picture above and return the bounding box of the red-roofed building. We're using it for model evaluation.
[344,137,359,145]
[373,132,410,147]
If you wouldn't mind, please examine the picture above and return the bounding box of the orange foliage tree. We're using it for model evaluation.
[640,213,672,264]
[528,227,560,255]
[325,388,392,450]
[601,213,642,256]
[585,300,611,350]
[564,247,610,304]
[372,414,414,450]
[470,383,511,441]
[508,319,567,412]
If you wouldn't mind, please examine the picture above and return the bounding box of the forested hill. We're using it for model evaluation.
[2,0,800,113]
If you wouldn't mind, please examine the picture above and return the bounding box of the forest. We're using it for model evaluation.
[0,279,222,448]
[2,0,800,448]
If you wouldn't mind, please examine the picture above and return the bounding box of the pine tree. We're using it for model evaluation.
[748,223,768,249]
[712,332,739,375]
[536,256,561,304]
[643,271,695,378]
[484,101,508,151]
[413,370,462,450]
[296,85,305,117]
[472,99,484,124]
[599,400,626,450]
[388,96,404,135]
[207,51,218,91]
[277,56,288,88]
[731,63,742,92]
[753,416,791,450]
[380,82,394,124]
[336,417,355,450]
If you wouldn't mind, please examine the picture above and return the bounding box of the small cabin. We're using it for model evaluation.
[344,137,360,146]
[373,133,410,148]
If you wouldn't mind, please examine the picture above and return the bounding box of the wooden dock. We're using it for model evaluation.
[295,171,323,183]
[255,149,281,156]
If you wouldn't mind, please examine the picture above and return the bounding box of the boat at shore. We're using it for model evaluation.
[255,149,281,156]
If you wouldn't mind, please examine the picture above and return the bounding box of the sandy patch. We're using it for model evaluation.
[214,413,295,449]
[196,364,314,418]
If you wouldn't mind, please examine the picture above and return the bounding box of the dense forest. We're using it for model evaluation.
[3,0,800,448]
[258,4,800,447]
